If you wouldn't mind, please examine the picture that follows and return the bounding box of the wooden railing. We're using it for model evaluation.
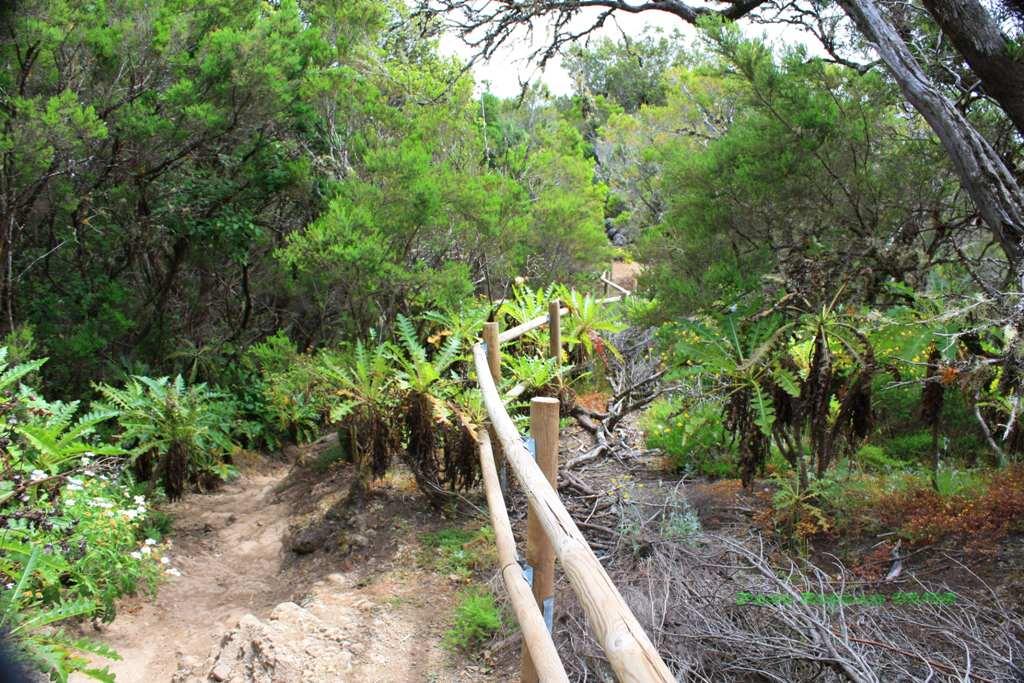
[472,288,674,682]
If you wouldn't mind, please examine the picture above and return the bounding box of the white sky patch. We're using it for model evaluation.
[438,9,828,97]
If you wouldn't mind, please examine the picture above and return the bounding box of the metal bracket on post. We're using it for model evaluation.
[498,464,508,494]
[523,436,536,460]
[542,597,554,632]
[520,561,534,587]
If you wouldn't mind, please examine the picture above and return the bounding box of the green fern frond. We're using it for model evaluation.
[396,314,427,364]
[0,356,46,392]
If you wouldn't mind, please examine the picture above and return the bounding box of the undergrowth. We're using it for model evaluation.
[444,588,503,651]
[420,525,496,579]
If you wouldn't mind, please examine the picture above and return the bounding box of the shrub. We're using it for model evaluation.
[642,398,738,477]
[444,588,502,651]
[0,349,168,680]
[876,465,1024,552]
[853,444,906,473]
[241,333,330,447]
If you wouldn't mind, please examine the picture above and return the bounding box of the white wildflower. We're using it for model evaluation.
[130,551,142,560]
[133,495,146,505]
[30,469,47,482]
[144,538,156,546]
[140,545,151,555]
[160,556,170,565]
[166,567,182,577]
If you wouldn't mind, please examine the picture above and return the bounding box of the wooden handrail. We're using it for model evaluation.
[600,273,632,297]
[497,295,626,345]
[472,334,674,682]
[477,430,569,682]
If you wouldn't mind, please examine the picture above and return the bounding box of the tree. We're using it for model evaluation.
[426,0,1024,275]
[918,0,1024,137]
[633,33,967,316]
[834,0,1024,272]
[563,31,684,112]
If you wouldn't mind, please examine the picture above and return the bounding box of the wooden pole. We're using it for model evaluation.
[483,321,501,383]
[477,430,569,683]
[472,344,674,683]
[482,321,507,494]
[548,300,561,363]
[521,397,560,683]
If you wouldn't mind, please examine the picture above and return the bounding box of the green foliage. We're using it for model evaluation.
[1,0,615,401]
[96,375,237,500]
[444,588,503,651]
[320,340,399,487]
[642,399,738,477]
[421,526,496,579]
[502,356,567,395]
[0,547,120,683]
[854,445,906,473]
[562,291,626,363]
[241,333,330,447]
[564,29,685,113]
[0,350,171,681]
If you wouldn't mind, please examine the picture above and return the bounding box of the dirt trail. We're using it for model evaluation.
[77,466,290,681]
[74,457,495,682]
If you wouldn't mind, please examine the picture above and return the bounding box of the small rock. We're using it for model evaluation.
[178,655,200,669]
[225,514,237,527]
[209,661,232,681]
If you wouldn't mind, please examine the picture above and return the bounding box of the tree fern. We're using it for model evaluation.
[95,375,237,500]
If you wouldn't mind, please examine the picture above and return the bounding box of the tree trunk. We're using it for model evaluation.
[839,0,1024,269]
[920,0,1024,137]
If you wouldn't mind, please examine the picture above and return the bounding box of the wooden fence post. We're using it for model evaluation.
[548,300,561,364]
[521,397,560,683]
[482,321,506,493]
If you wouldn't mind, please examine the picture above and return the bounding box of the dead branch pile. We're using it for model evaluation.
[568,327,669,469]
[550,494,1024,682]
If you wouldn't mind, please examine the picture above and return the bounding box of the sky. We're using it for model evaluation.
[438,11,697,97]
[437,7,823,98]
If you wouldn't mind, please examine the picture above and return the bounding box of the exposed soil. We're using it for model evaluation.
[73,439,508,682]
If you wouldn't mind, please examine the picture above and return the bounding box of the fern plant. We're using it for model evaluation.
[421,300,491,350]
[501,355,576,409]
[669,294,877,490]
[321,341,399,492]
[499,283,568,352]
[499,283,565,326]
[562,290,626,364]
[0,544,120,682]
[13,397,122,475]
[96,376,237,500]
[391,314,478,504]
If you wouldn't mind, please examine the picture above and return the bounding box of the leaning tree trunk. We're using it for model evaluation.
[839,0,1024,269]
[920,0,1024,138]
